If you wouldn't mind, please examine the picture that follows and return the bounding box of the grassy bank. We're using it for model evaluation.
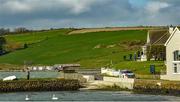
[134,79,180,96]
[0,79,80,92]
[1,30,146,65]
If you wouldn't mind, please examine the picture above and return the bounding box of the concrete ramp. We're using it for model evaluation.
[83,77,134,90]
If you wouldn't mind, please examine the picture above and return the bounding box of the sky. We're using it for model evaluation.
[0,0,180,29]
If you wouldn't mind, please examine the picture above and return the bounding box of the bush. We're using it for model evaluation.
[24,43,28,49]
[119,40,145,51]
[5,42,24,52]
[147,45,166,61]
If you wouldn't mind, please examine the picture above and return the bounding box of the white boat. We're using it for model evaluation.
[25,95,30,101]
[52,94,58,100]
[3,75,17,81]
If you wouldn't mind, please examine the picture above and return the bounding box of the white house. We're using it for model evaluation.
[161,27,180,81]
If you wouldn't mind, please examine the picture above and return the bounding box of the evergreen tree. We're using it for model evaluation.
[0,37,6,55]
[24,43,28,49]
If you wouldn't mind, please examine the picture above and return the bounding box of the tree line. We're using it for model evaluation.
[0,27,30,35]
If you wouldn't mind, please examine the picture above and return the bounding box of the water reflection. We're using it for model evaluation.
[0,91,180,101]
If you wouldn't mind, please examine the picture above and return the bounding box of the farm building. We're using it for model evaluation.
[27,66,54,71]
[54,64,80,73]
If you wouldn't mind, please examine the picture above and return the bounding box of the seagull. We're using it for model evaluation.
[25,95,30,101]
[52,94,58,100]
[157,82,162,86]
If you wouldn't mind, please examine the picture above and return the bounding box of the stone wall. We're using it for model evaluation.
[59,72,86,83]
[103,77,134,89]
[161,74,180,81]
[83,75,95,82]
[86,77,134,90]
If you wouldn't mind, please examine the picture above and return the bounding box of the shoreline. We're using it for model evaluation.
[0,79,80,92]
[80,79,180,97]
[0,82,180,97]
[80,87,180,97]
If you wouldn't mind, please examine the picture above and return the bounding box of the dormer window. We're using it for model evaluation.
[173,50,180,61]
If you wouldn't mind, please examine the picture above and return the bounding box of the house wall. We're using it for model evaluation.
[163,28,180,80]
[147,31,150,44]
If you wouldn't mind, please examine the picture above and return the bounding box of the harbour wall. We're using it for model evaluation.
[0,79,80,92]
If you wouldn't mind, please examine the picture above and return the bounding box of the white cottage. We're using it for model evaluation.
[161,27,180,81]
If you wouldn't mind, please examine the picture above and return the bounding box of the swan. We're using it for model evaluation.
[25,95,30,101]
[52,94,58,100]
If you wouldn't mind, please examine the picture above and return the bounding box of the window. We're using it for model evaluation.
[174,63,177,73]
[173,50,180,61]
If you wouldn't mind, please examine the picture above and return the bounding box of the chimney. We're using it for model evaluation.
[169,25,174,34]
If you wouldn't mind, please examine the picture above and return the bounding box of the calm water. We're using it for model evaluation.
[0,71,59,79]
[0,91,180,101]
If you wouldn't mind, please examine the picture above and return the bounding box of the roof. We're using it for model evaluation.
[54,64,80,67]
[165,27,180,46]
[148,30,170,45]
[54,64,80,71]
[177,26,180,29]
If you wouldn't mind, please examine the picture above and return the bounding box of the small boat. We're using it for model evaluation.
[52,94,58,100]
[25,95,30,101]
[3,75,17,81]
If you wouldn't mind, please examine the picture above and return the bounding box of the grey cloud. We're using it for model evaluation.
[0,0,180,29]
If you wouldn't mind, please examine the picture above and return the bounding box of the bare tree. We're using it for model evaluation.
[0,28,10,35]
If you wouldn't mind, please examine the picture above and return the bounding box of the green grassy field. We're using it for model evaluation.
[0,29,165,74]
[5,29,71,44]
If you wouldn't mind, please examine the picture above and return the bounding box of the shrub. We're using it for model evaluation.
[24,43,28,49]
[5,42,24,52]
[120,40,145,50]
[147,45,166,61]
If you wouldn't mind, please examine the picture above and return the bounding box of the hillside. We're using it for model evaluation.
[0,29,164,74]
[68,27,164,34]
[5,29,71,44]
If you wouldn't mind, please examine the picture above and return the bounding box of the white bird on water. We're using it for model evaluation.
[52,94,58,100]
[25,95,30,101]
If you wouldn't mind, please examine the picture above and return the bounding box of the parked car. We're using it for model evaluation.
[120,70,135,78]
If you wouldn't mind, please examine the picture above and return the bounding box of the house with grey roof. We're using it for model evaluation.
[141,28,171,61]
[138,26,180,81]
